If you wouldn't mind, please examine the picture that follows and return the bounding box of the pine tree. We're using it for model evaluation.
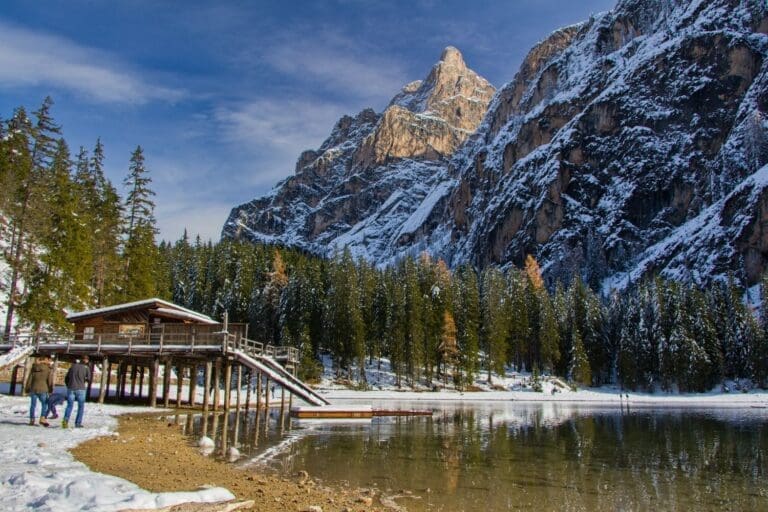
[122,146,158,301]
[481,267,509,384]
[3,99,61,336]
[453,266,480,386]
[569,326,591,386]
[89,139,123,306]
[22,139,91,329]
[438,310,458,385]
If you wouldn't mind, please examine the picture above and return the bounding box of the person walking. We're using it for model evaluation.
[63,355,91,428]
[25,356,53,426]
[47,392,67,419]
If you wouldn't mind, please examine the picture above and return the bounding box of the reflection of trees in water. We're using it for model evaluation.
[261,409,767,511]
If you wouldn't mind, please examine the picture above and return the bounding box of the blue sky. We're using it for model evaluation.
[0,0,615,242]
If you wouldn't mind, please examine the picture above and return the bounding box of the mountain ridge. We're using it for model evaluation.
[224,0,768,290]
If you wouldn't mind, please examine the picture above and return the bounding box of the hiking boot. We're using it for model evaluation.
[61,419,68,428]
[75,424,84,428]
[49,413,59,419]
[39,417,49,427]
[29,418,36,426]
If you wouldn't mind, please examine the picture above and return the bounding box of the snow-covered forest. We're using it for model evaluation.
[2,98,767,394]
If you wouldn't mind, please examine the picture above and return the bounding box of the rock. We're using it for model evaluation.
[305,506,323,512]
[356,496,374,506]
[223,1,768,289]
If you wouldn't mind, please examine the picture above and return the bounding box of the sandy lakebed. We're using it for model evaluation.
[71,412,388,512]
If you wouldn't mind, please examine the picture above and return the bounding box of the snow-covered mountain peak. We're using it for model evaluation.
[225,0,768,290]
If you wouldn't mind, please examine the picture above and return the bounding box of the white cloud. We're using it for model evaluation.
[264,36,410,102]
[214,98,345,152]
[0,20,183,104]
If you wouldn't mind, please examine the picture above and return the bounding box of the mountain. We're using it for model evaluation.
[224,0,768,290]
[222,47,495,255]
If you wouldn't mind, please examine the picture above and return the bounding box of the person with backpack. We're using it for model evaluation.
[63,355,91,428]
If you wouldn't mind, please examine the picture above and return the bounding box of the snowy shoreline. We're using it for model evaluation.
[320,387,768,407]
[0,394,234,512]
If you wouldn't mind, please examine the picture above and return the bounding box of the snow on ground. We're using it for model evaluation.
[316,354,768,406]
[0,391,234,512]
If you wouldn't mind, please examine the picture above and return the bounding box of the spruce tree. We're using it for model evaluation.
[122,146,158,301]
[3,99,61,337]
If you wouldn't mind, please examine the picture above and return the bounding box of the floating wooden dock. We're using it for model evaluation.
[291,405,434,419]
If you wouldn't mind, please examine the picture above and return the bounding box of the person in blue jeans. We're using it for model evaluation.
[25,356,53,426]
[63,355,91,428]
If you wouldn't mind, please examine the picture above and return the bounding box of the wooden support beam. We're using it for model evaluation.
[163,361,171,408]
[130,365,138,397]
[149,358,159,408]
[175,365,183,408]
[213,359,221,412]
[138,366,145,398]
[86,361,95,401]
[244,369,252,412]
[279,385,286,431]
[223,359,232,412]
[9,364,20,396]
[98,357,110,404]
[235,364,242,410]
[256,372,262,415]
[21,357,33,397]
[118,361,128,399]
[188,364,198,408]
[203,361,212,413]
[264,377,270,422]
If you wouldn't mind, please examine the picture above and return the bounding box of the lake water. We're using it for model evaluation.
[185,401,768,511]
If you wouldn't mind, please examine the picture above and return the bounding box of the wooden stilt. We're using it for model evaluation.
[189,364,198,407]
[21,356,33,397]
[203,361,212,413]
[118,361,128,399]
[176,365,183,408]
[279,385,286,431]
[130,365,138,397]
[256,373,262,413]
[163,361,171,408]
[86,361,95,401]
[223,359,232,412]
[264,377,270,424]
[149,358,159,407]
[221,409,230,457]
[235,364,242,410]
[9,364,20,396]
[138,366,145,398]
[244,369,252,412]
[98,356,110,404]
[212,359,221,412]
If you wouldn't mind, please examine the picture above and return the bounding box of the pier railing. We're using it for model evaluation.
[0,331,300,365]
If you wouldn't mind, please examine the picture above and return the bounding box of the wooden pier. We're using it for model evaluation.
[0,298,329,409]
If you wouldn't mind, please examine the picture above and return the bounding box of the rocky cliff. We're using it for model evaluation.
[225,0,768,290]
[223,47,495,255]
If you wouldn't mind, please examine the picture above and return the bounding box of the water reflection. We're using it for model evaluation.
[183,403,768,511]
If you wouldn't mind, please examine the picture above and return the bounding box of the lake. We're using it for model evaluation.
[187,400,768,511]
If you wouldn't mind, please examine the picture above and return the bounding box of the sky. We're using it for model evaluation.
[0,0,616,242]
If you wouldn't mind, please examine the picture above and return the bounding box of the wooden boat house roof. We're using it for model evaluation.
[67,298,217,325]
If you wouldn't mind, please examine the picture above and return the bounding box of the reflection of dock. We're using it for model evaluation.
[0,298,328,409]
[292,405,433,419]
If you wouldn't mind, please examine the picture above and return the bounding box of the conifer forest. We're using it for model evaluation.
[2,100,767,393]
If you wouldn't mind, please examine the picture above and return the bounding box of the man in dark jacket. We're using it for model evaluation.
[25,356,53,426]
[63,355,91,428]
